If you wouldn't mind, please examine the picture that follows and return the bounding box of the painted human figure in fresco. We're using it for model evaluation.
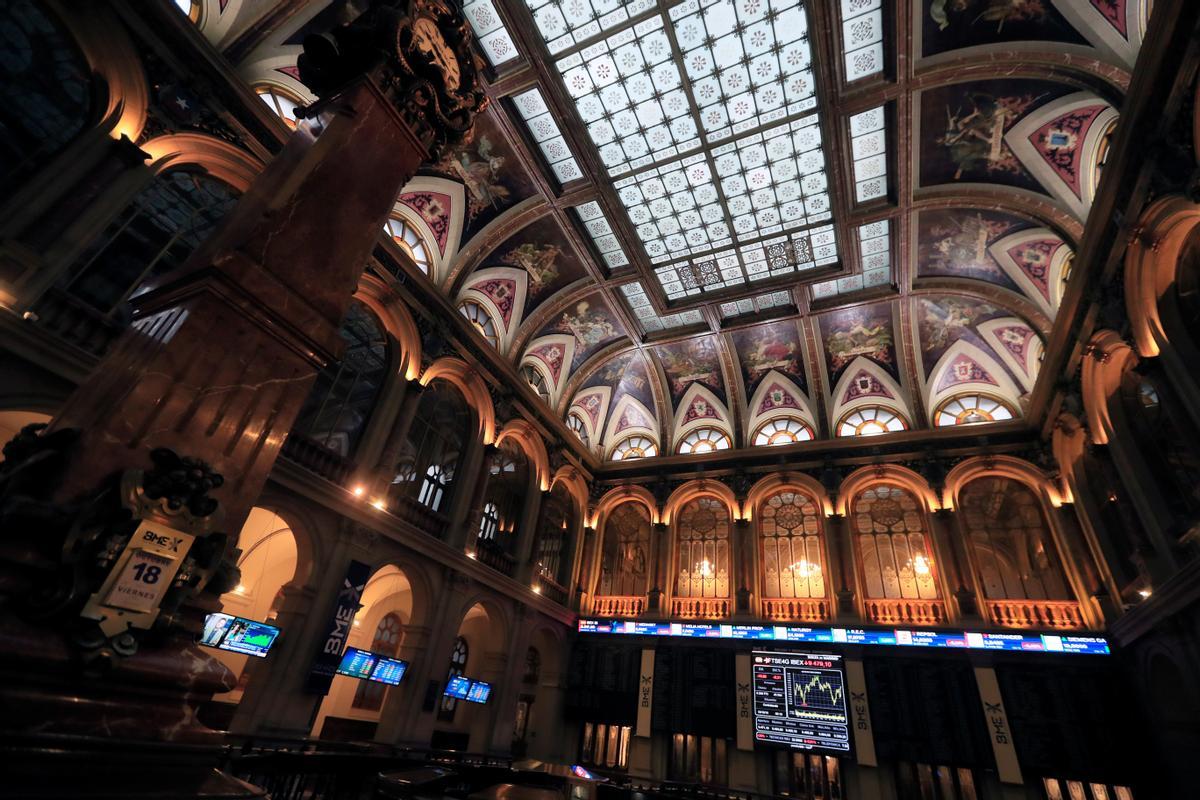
[825,310,894,371]
[929,0,1049,32]
[505,242,562,295]
[741,329,802,384]
[558,300,618,348]
[938,91,1042,178]
[446,134,511,214]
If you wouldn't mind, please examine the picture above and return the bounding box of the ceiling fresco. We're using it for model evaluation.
[187,0,1151,460]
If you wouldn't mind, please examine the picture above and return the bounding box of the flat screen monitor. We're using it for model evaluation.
[444,674,471,699]
[465,680,491,703]
[200,612,281,658]
[336,646,379,680]
[369,656,408,686]
[750,650,851,754]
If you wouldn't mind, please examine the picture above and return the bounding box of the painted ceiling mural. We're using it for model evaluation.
[184,0,1153,460]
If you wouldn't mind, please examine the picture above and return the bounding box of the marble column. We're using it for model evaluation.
[366,378,425,496]
[931,507,980,621]
[648,522,670,613]
[825,513,857,620]
[573,525,597,611]
[453,443,497,552]
[515,485,547,584]
[734,518,754,615]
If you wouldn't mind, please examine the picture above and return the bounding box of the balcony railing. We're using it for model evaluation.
[864,598,947,626]
[534,573,567,605]
[32,288,123,357]
[279,435,356,486]
[592,595,646,617]
[761,597,831,622]
[669,597,731,619]
[987,599,1085,630]
[475,539,515,577]
[391,495,448,539]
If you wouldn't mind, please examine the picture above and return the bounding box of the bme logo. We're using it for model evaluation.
[143,530,185,551]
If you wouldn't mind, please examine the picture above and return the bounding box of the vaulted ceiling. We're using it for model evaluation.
[190,0,1149,461]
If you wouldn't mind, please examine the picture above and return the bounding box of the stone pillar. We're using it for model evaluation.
[374,623,433,744]
[573,525,597,611]
[454,443,497,552]
[1055,503,1118,625]
[648,522,670,613]
[487,607,532,755]
[932,508,980,621]
[515,485,547,584]
[825,513,857,620]
[734,517,754,615]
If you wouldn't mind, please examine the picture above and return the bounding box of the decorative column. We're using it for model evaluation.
[453,443,497,552]
[573,525,596,611]
[365,378,426,494]
[1054,503,1117,625]
[931,507,980,621]
[648,521,670,613]
[734,517,754,615]
[825,513,857,621]
[0,0,486,745]
[515,482,546,584]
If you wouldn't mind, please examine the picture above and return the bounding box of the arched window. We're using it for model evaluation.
[676,427,732,455]
[0,0,92,185]
[419,463,451,511]
[393,380,469,512]
[351,613,402,711]
[439,636,469,718]
[837,406,907,437]
[535,485,575,585]
[675,497,731,600]
[567,412,589,445]
[383,215,431,275]
[611,436,657,461]
[753,416,814,446]
[291,300,391,460]
[459,301,499,348]
[53,170,240,318]
[934,394,1015,427]
[255,85,302,129]
[597,502,652,599]
[851,486,939,601]
[960,478,1071,602]
[478,501,499,541]
[522,364,551,402]
[759,490,826,600]
[480,441,531,561]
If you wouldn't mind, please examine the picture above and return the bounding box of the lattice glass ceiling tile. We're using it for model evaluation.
[719,290,792,317]
[463,0,520,66]
[614,153,728,263]
[670,0,816,142]
[714,116,830,242]
[654,249,743,300]
[811,219,889,299]
[619,281,703,332]
[849,106,887,203]
[513,88,583,184]
[526,0,656,54]
[557,17,699,176]
[840,0,883,81]
[739,224,837,281]
[574,201,630,269]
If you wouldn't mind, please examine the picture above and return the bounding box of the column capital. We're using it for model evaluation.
[298,0,489,162]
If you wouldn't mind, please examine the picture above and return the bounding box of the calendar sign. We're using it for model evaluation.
[82,521,195,634]
[106,550,176,613]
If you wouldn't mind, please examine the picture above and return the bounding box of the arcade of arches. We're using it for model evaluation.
[1,1,1200,798]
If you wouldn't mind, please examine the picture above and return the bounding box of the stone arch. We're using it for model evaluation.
[495,419,551,492]
[829,357,912,432]
[550,466,589,515]
[1080,329,1138,446]
[592,484,660,529]
[744,371,817,442]
[836,464,939,516]
[944,456,1066,512]
[354,274,423,381]
[662,479,741,525]
[420,356,496,445]
[672,383,734,452]
[140,133,264,192]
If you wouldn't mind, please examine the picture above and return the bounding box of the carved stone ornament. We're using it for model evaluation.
[0,427,236,671]
[297,0,489,161]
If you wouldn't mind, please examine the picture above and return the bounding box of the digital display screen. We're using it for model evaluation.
[444,675,471,699]
[336,647,378,680]
[369,657,408,686]
[576,619,1110,656]
[751,651,850,754]
[465,680,491,703]
[200,613,281,658]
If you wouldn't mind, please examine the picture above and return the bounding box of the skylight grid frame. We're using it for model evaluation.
[848,106,888,203]
[526,0,657,55]
[839,0,884,81]
[619,281,705,332]
[810,219,890,300]
[463,0,522,66]
[575,201,631,269]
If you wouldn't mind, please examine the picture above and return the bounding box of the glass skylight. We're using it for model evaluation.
[526,0,656,54]
[670,0,815,143]
[849,106,888,203]
[840,0,884,81]
[463,0,520,67]
[811,220,890,300]
[512,89,583,184]
[543,0,841,298]
[558,17,698,176]
[719,291,792,318]
[620,281,705,332]
[575,201,630,269]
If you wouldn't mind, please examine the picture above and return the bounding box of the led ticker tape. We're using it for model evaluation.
[577,619,1109,655]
